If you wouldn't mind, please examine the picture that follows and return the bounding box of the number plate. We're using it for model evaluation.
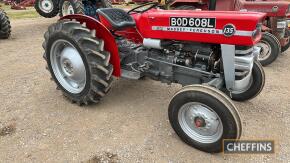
[170,17,216,28]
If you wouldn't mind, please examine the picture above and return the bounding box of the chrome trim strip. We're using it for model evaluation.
[152,26,254,37]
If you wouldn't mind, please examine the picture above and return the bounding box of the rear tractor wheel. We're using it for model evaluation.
[59,0,84,17]
[43,19,113,105]
[34,0,59,18]
[0,9,11,39]
[168,85,242,153]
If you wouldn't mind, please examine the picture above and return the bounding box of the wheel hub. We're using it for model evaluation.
[194,117,206,128]
[178,102,223,143]
[62,59,74,75]
[39,0,53,13]
[257,41,272,61]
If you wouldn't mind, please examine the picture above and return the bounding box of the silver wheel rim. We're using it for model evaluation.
[178,102,223,144]
[62,1,74,16]
[50,39,86,94]
[231,74,253,94]
[257,40,272,61]
[39,0,54,13]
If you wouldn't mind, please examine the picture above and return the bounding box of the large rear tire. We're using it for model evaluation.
[256,32,280,66]
[59,0,84,17]
[0,9,11,39]
[168,85,242,153]
[34,0,59,18]
[43,19,113,105]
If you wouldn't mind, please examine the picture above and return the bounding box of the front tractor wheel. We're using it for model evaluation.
[168,85,242,153]
[43,20,113,105]
[231,61,265,102]
[281,30,290,53]
[59,0,84,17]
[257,32,280,66]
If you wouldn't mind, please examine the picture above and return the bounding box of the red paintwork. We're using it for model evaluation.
[170,0,290,17]
[116,27,143,43]
[169,0,290,46]
[60,9,265,77]
[132,9,264,45]
[60,15,121,77]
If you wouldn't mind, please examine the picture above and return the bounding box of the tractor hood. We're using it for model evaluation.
[134,9,266,46]
[243,1,290,17]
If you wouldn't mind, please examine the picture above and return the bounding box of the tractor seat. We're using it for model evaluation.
[97,8,136,30]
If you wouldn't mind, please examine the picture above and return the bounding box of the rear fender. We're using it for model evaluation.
[60,14,121,77]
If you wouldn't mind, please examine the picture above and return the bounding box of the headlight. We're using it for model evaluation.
[277,21,287,29]
[272,6,279,13]
[287,20,290,28]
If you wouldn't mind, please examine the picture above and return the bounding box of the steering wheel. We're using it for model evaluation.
[127,2,159,14]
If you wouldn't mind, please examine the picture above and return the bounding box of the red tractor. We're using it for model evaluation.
[166,0,290,66]
[42,2,265,152]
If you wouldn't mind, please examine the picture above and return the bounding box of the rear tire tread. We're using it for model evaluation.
[43,19,113,105]
[59,0,85,17]
[0,9,11,39]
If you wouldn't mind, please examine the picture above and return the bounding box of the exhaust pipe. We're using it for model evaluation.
[208,0,216,10]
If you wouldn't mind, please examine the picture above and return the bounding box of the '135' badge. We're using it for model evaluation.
[223,24,236,37]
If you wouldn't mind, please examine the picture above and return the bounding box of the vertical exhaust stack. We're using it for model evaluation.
[208,0,216,10]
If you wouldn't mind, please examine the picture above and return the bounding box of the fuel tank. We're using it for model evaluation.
[134,9,266,46]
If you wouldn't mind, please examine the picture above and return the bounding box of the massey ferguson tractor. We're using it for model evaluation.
[42,2,266,152]
[0,8,11,39]
[165,0,290,66]
[34,0,111,18]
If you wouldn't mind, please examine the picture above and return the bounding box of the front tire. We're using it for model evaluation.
[168,85,242,153]
[34,0,59,18]
[43,19,113,105]
[281,30,290,53]
[0,9,11,39]
[59,0,84,17]
[231,61,265,101]
[257,32,280,66]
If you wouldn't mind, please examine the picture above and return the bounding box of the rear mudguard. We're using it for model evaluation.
[60,15,121,77]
